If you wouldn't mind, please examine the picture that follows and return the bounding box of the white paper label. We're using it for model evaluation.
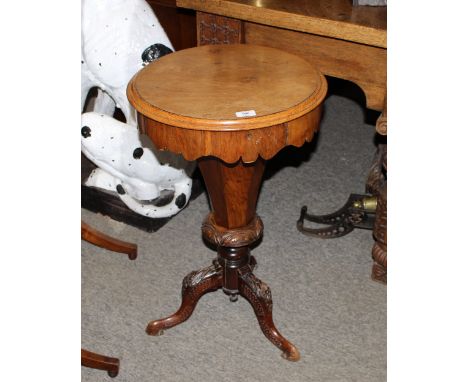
[235,110,256,118]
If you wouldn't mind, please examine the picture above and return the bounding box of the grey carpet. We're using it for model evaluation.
[82,87,386,382]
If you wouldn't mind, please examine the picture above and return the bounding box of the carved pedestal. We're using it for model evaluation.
[146,157,300,361]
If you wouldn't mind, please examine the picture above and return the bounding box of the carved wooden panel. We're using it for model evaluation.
[197,12,243,45]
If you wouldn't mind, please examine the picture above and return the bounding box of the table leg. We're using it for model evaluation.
[238,265,300,361]
[146,260,223,335]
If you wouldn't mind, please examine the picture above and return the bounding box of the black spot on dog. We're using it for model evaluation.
[175,193,186,209]
[141,43,173,65]
[133,147,144,159]
[81,126,91,138]
[116,184,125,195]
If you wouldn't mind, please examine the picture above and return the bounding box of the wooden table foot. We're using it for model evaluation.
[81,348,120,378]
[146,260,223,335]
[238,265,300,361]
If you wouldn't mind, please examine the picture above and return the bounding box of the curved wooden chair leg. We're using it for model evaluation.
[81,348,120,378]
[81,221,137,260]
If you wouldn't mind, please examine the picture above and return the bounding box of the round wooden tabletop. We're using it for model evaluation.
[128,44,327,163]
[128,44,327,131]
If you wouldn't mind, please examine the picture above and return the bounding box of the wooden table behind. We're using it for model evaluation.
[177,0,386,111]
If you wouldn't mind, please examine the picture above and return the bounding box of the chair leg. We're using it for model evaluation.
[81,221,137,260]
[81,348,119,378]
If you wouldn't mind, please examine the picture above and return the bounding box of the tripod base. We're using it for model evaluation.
[146,256,300,361]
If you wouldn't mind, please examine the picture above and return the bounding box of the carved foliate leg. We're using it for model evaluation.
[238,269,300,361]
[366,144,386,196]
[371,185,387,284]
[146,260,223,335]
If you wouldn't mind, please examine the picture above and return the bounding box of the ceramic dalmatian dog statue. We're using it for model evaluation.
[81,0,193,218]
[81,0,173,124]
[82,112,192,218]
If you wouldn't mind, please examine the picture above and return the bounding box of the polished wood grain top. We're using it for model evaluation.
[177,0,387,48]
[127,44,327,131]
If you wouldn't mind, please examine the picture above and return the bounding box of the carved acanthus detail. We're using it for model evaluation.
[239,272,273,314]
[182,259,223,290]
[201,213,264,247]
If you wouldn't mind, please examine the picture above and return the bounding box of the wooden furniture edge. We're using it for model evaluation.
[176,0,386,48]
[242,22,386,111]
[140,105,323,163]
[127,68,327,131]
